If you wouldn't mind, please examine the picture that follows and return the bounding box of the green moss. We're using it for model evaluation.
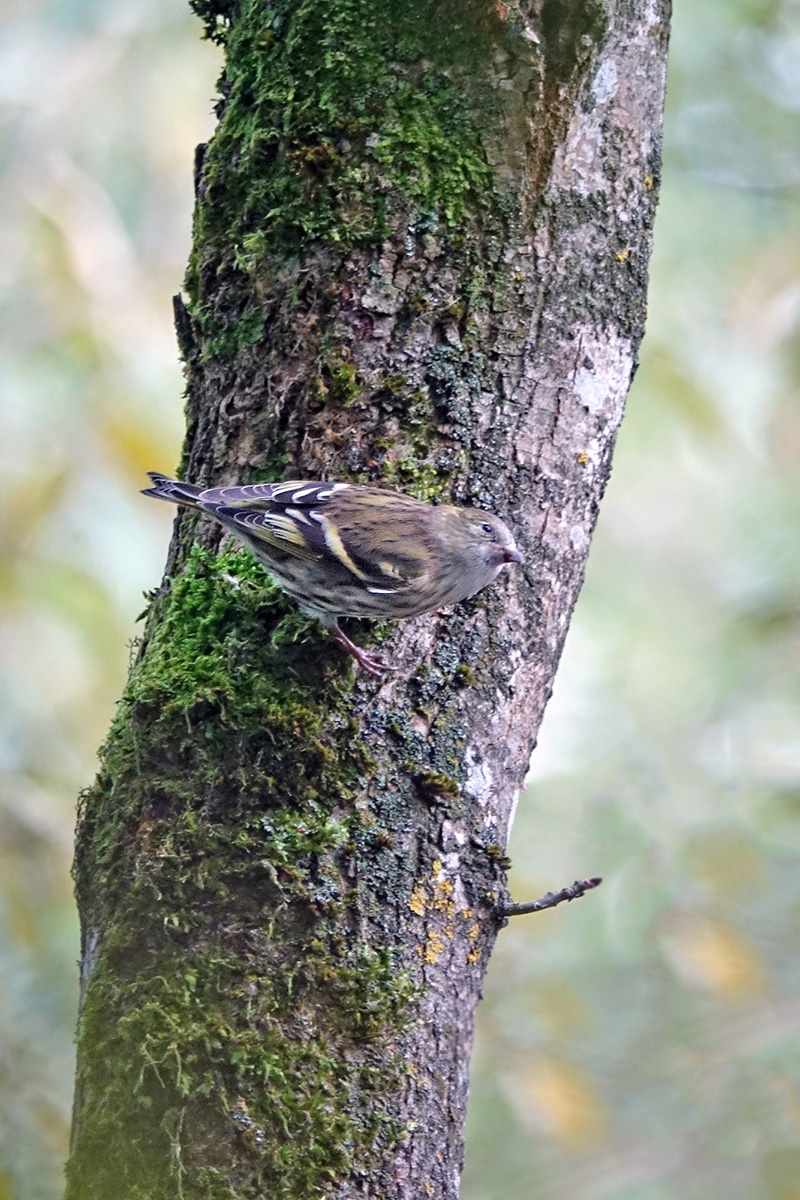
[184,0,506,360]
[484,844,512,871]
[76,546,373,962]
[195,0,496,250]
[69,934,417,1199]
[379,453,449,502]
[379,373,408,396]
[454,663,475,687]
[409,769,461,804]
[315,352,360,406]
[71,538,423,1195]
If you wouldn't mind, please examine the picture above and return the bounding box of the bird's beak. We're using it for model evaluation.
[502,547,524,565]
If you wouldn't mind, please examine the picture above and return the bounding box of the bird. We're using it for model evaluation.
[142,472,523,675]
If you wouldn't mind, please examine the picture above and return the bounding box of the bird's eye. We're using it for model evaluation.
[481,522,494,537]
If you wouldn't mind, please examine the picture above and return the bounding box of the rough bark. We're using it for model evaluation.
[68,1,670,1197]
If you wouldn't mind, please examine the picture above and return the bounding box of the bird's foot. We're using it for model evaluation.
[330,625,399,677]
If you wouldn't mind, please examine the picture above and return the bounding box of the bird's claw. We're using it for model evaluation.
[351,648,400,677]
[330,626,399,676]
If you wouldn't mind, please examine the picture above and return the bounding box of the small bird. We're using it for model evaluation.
[142,472,523,675]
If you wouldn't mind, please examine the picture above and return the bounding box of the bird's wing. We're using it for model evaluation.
[194,481,341,563]
[199,481,429,590]
[323,488,431,590]
[197,480,350,510]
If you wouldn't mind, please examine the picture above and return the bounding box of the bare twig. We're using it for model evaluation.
[499,877,602,918]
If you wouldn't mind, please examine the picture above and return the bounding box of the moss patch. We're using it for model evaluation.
[76,543,378,915]
[184,0,507,360]
[191,0,497,250]
[68,936,417,1199]
[70,542,421,1196]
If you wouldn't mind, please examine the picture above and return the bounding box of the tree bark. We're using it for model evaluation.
[67,1,670,1196]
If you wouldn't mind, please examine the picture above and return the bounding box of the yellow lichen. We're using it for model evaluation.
[424,932,445,964]
[408,885,427,917]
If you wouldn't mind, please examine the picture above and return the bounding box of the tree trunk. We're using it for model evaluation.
[67,0,670,1196]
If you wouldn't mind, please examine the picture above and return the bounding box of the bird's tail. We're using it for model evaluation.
[142,471,204,508]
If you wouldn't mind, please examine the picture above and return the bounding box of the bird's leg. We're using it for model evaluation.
[329,624,398,676]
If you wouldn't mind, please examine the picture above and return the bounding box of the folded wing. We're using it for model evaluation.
[196,480,431,593]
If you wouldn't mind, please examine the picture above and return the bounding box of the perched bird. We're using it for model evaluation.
[142,472,522,675]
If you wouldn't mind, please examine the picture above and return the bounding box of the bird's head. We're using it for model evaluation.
[462,509,523,567]
[436,506,523,597]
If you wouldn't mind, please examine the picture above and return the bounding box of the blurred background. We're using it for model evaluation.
[0,0,798,1196]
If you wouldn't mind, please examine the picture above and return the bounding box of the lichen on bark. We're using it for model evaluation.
[68,0,670,1195]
